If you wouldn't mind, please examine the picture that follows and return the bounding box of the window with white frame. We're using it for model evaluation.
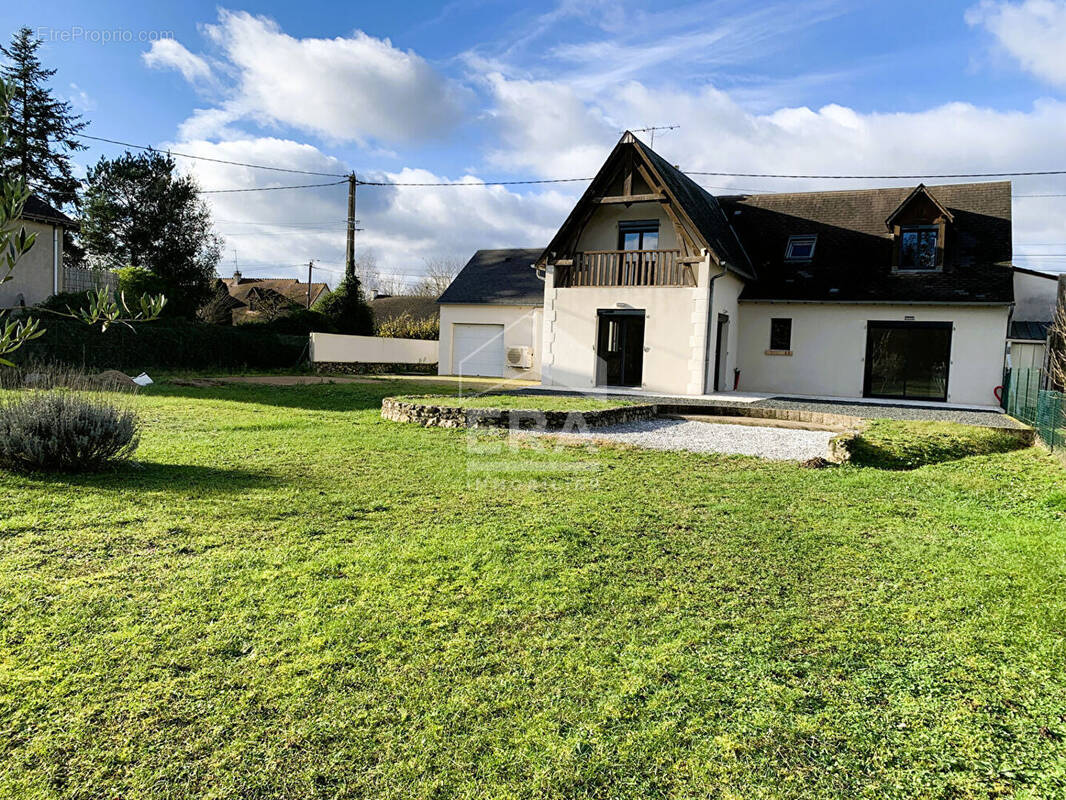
[784,234,817,262]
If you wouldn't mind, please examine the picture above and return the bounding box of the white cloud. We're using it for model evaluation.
[967,0,1066,87]
[154,10,466,146]
[143,39,213,84]
[167,137,571,286]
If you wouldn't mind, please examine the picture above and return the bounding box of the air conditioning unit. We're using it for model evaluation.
[506,346,533,369]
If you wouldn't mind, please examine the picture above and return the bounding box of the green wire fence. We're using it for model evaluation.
[1003,367,1065,452]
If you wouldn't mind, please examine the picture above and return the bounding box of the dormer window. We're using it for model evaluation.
[899,225,939,271]
[785,234,817,262]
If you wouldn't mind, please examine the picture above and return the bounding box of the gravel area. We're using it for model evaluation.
[558,417,838,461]
[748,397,1021,428]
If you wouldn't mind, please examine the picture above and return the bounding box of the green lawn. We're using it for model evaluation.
[1,380,1065,799]
[394,392,639,411]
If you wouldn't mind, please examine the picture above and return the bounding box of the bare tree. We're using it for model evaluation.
[1048,276,1066,391]
[413,256,462,298]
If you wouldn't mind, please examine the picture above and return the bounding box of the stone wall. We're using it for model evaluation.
[315,362,437,376]
[381,397,657,430]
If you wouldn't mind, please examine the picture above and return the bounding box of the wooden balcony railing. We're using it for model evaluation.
[556,249,692,287]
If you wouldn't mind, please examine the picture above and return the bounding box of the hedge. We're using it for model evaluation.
[11,318,307,371]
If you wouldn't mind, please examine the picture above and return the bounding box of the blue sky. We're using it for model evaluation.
[4,0,1066,285]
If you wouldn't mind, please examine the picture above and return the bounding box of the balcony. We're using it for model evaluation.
[555,249,693,288]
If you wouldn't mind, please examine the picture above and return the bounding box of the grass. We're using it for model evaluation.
[1,380,1065,798]
[847,418,1032,470]
[394,392,639,411]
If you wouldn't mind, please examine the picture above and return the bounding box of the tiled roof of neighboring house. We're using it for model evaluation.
[222,275,330,309]
[370,294,439,322]
[720,181,1013,304]
[1009,320,1050,341]
[22,194,75,227]
[634,139,753,278]
[438,249,546,306]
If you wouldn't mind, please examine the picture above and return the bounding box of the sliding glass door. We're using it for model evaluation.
[863,322,952,402]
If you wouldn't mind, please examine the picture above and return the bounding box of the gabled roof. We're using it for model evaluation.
[222,276,330,308]
[438,249,545,306]
[722,181,1013,304]
[536,132,753,279]
[21,194,75,227]
[885,183,954,229]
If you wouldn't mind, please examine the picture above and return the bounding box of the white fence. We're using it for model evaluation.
[310,332,439,365]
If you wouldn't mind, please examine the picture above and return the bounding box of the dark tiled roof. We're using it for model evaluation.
[1009,320,1050,341]
[222,277,330,308]
[370,295,439,321]
[438,249,545,306]
[22,194,75,226]
[632,140,753,278]
[722,181,1013,303]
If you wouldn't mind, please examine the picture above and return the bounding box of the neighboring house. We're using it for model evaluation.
[0,194,76,310]
[437,132,1045,406]
[221,271,330,323]
[437,249,545,379]
[1007,266,1060,371]
[370,294,439,328]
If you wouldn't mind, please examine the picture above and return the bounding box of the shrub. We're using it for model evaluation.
[11,318,307,371]
[248,308,338,336]
[0,391,140,472]
[312,279,374,335]
[116,266,166,299]
[36,290,96,315]
[377,312,439,340]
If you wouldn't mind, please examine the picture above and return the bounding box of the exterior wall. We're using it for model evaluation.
[737,302,1010,406]
[310,332,438,364]
[705,270,744,393]
[1013,270,1058,322]
[1008,340,1045,371]
[542,261,710,394]
[575,203,681,251]
[0,220,61,310]
[438,303,543,380]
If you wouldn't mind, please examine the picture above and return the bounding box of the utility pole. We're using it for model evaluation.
[306,260,314,308]
[345,173,357,283]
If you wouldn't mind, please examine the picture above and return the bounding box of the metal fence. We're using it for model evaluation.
[62,265,118,294]
[1003,367,1065,452]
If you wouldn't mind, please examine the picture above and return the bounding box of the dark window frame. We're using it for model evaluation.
[862,320,952,402]
[617,219,660,250]
[897,224,941,272]
[769,317,792,352]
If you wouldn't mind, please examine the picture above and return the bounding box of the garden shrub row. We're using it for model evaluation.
[12,318,307,371]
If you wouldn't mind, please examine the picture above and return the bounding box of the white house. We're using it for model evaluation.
[0,194,73,310]
[438,132,1058,407]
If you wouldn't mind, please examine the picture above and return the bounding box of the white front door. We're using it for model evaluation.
[452,323,505,377]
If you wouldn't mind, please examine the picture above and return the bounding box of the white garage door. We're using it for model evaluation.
[453,323,505,377]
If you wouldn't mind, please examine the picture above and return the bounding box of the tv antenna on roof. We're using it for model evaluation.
[629,124,679,148]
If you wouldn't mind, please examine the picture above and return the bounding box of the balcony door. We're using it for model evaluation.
[618,220,659,285]
[597,309,645,387]
[863,321,952,401]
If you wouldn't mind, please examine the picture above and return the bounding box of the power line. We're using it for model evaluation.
[77,133,349,177]
[355,176,592,187]
[199,180,346,194]
[685,168,1066,179]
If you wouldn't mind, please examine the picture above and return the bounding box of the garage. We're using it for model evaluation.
[451,323,505,377]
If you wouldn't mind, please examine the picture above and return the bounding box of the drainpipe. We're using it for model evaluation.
[52,225,60,295]
[704,255,728,393]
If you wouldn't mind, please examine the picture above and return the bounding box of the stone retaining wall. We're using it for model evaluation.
[381,397,657,430]
[315,362,437,376]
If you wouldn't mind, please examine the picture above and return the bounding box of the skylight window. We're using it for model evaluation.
[785,235,817,262]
